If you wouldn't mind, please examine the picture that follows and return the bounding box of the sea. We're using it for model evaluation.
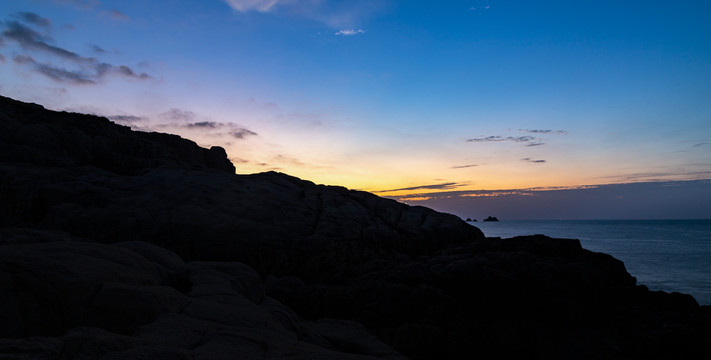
[470,220,711,305]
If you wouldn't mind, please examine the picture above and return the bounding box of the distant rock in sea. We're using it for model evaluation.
[1,95,710,359]
[483,216,499,222]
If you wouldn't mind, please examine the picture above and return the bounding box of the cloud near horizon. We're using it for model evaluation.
[107,114,146,123]
[386,180,711,220]
[182,121,257,139]
[597,170,711,183]
[522,157,546,163]
[152,109,259,141]
[374,182,468,193]
[159,108,196,122]
[0,13,151,85]
[466,135,537,143]
[451,164,478,169]
[390,183,608,202]
[467,130,566,147]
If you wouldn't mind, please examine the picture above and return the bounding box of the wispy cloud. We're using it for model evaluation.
[1,14,152,84]
[13,12,51,28]
[467,130,566,147]
[597,170,711,183]
[451,164,478,169]
[335,29,366,36]
[90,44,107,53]
[186,121,219,128]
[230,128,258,139]
[223,0,280,13]
[108,10,130,21]
[2,20,80,60]
[223,0,388,29]
[522,157,546,163]
[388,180,711,220]
[107,114,146,123]
[0,54,5,63]
[51,0,101,9]
[388,184,601,203]
[13,55,95,84]
[466,135,536,143]
[183,121,257,138]
[518,129,568,135]
[153,111,258,141]
[374,182,468,193]
[159,108,196,122]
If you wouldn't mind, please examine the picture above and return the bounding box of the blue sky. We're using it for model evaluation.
[1,0,710,218]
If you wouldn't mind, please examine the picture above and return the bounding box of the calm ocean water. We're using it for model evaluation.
[471,220,711,305]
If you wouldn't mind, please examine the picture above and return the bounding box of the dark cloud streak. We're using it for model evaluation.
[160,108,196,122]
[109,10,130,21]
[2,21,82,61]
[1,14,152,84]
[374,182,467,193]
[156,114,259,140]
[466,135,536,143]
[51,0,100,9]
[108,115,146,123]
[91,45,107,54]
[522,157,546,163]
[187,121,219,128]
[519,129,568,135]
[387,180,711,220]
[13,54,95,84]
[230,128,258,139]
[14,12,51,28]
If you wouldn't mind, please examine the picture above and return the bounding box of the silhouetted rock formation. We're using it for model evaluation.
[483,216,499,222]
[0,95,235,175]
[1,95,710,359]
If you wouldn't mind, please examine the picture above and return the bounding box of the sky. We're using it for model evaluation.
[1,0,710,219]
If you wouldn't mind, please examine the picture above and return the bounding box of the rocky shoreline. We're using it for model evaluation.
[1,95,710,359]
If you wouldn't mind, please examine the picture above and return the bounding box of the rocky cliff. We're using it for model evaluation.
[1,95,709,359]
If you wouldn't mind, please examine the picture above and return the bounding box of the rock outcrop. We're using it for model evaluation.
[1,95,710,359]
[0,96,235,174]
[0,230,404,359]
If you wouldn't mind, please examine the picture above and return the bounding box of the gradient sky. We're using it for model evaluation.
[1,0,710,218]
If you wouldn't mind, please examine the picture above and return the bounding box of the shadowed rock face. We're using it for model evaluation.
[0,95,235,175]
[0,96,481,282]
[1,95,710,359]
[0,233,405,359]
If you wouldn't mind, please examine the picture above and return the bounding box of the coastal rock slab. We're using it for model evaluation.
[0,229,405,359]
